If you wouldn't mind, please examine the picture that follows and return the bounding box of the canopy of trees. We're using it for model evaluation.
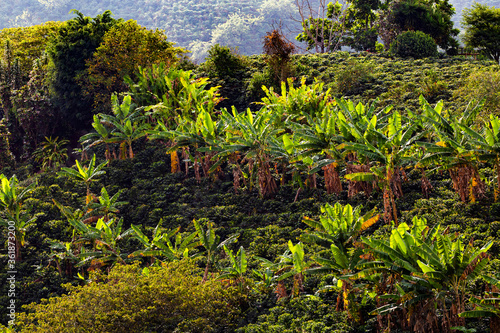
[82,19,186,113]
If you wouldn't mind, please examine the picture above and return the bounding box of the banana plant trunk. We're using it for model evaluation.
[323,162,342,195]
[15,235,21,262]
[202,259,210,283]
[384,167,398,225]
[257,154,277,198]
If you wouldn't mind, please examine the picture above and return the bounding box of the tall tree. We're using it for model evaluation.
[81,20,185,114]
[46,10,119,134]
[461,2,500,63]
[378,0,459,53]
[343,0,380,51]
[295,0,350,53]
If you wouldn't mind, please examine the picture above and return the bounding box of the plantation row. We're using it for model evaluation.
[82,64,500,223]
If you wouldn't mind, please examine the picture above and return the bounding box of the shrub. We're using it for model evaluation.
[14,260,244,333]
[375,41,385,53]
[418,68,449,101]
[236,296,350,333]
[453,66,500,116]
[247,70,274,100]
[389,31,438,59]
[334,60,373,95]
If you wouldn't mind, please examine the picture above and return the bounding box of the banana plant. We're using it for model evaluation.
[129,66,221,127]
[259,77,333,119]
[301,202,379,270]
[219,245,248,290]
[253,251,297,298]
[0,174,36,261]
[92,95,148,159]
[73,217,134,269]
[47,240,80,277]
[292,110,345,194]
[86,187,127,222]
[417,97,485,202]
[148,109,227,180]
[79,115,114,161]
[275,241,312,297]
[58,154,107,200]
[358,216,492,333]
[210,108,282,198]
[457,113,500,201]
[194,218,239,282]
[128,220,200,263]
[257,241,312,298]
[105,94,143,124]
[459,289,500,331]
[107,118,148,159]
[53,200,134,270]
[335,99,393,198]
[344,111,421,224]
[275,132,308,195]
[301,202,379,311]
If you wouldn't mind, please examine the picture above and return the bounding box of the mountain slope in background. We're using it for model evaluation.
[1,0,303,61]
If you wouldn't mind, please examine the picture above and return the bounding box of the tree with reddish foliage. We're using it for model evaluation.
[263,29,296,84]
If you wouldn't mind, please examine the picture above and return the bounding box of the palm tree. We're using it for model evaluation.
[33,136,69,170]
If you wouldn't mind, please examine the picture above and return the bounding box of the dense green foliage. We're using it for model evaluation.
[461,2,500,63]
[0,0,303,60]
[46,10,119,132]
[2,6,500,333]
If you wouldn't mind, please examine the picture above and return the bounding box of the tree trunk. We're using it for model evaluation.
[202,260,210,283]
[15,237,21,262]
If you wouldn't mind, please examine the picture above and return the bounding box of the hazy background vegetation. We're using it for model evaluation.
[2,0,499,62]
